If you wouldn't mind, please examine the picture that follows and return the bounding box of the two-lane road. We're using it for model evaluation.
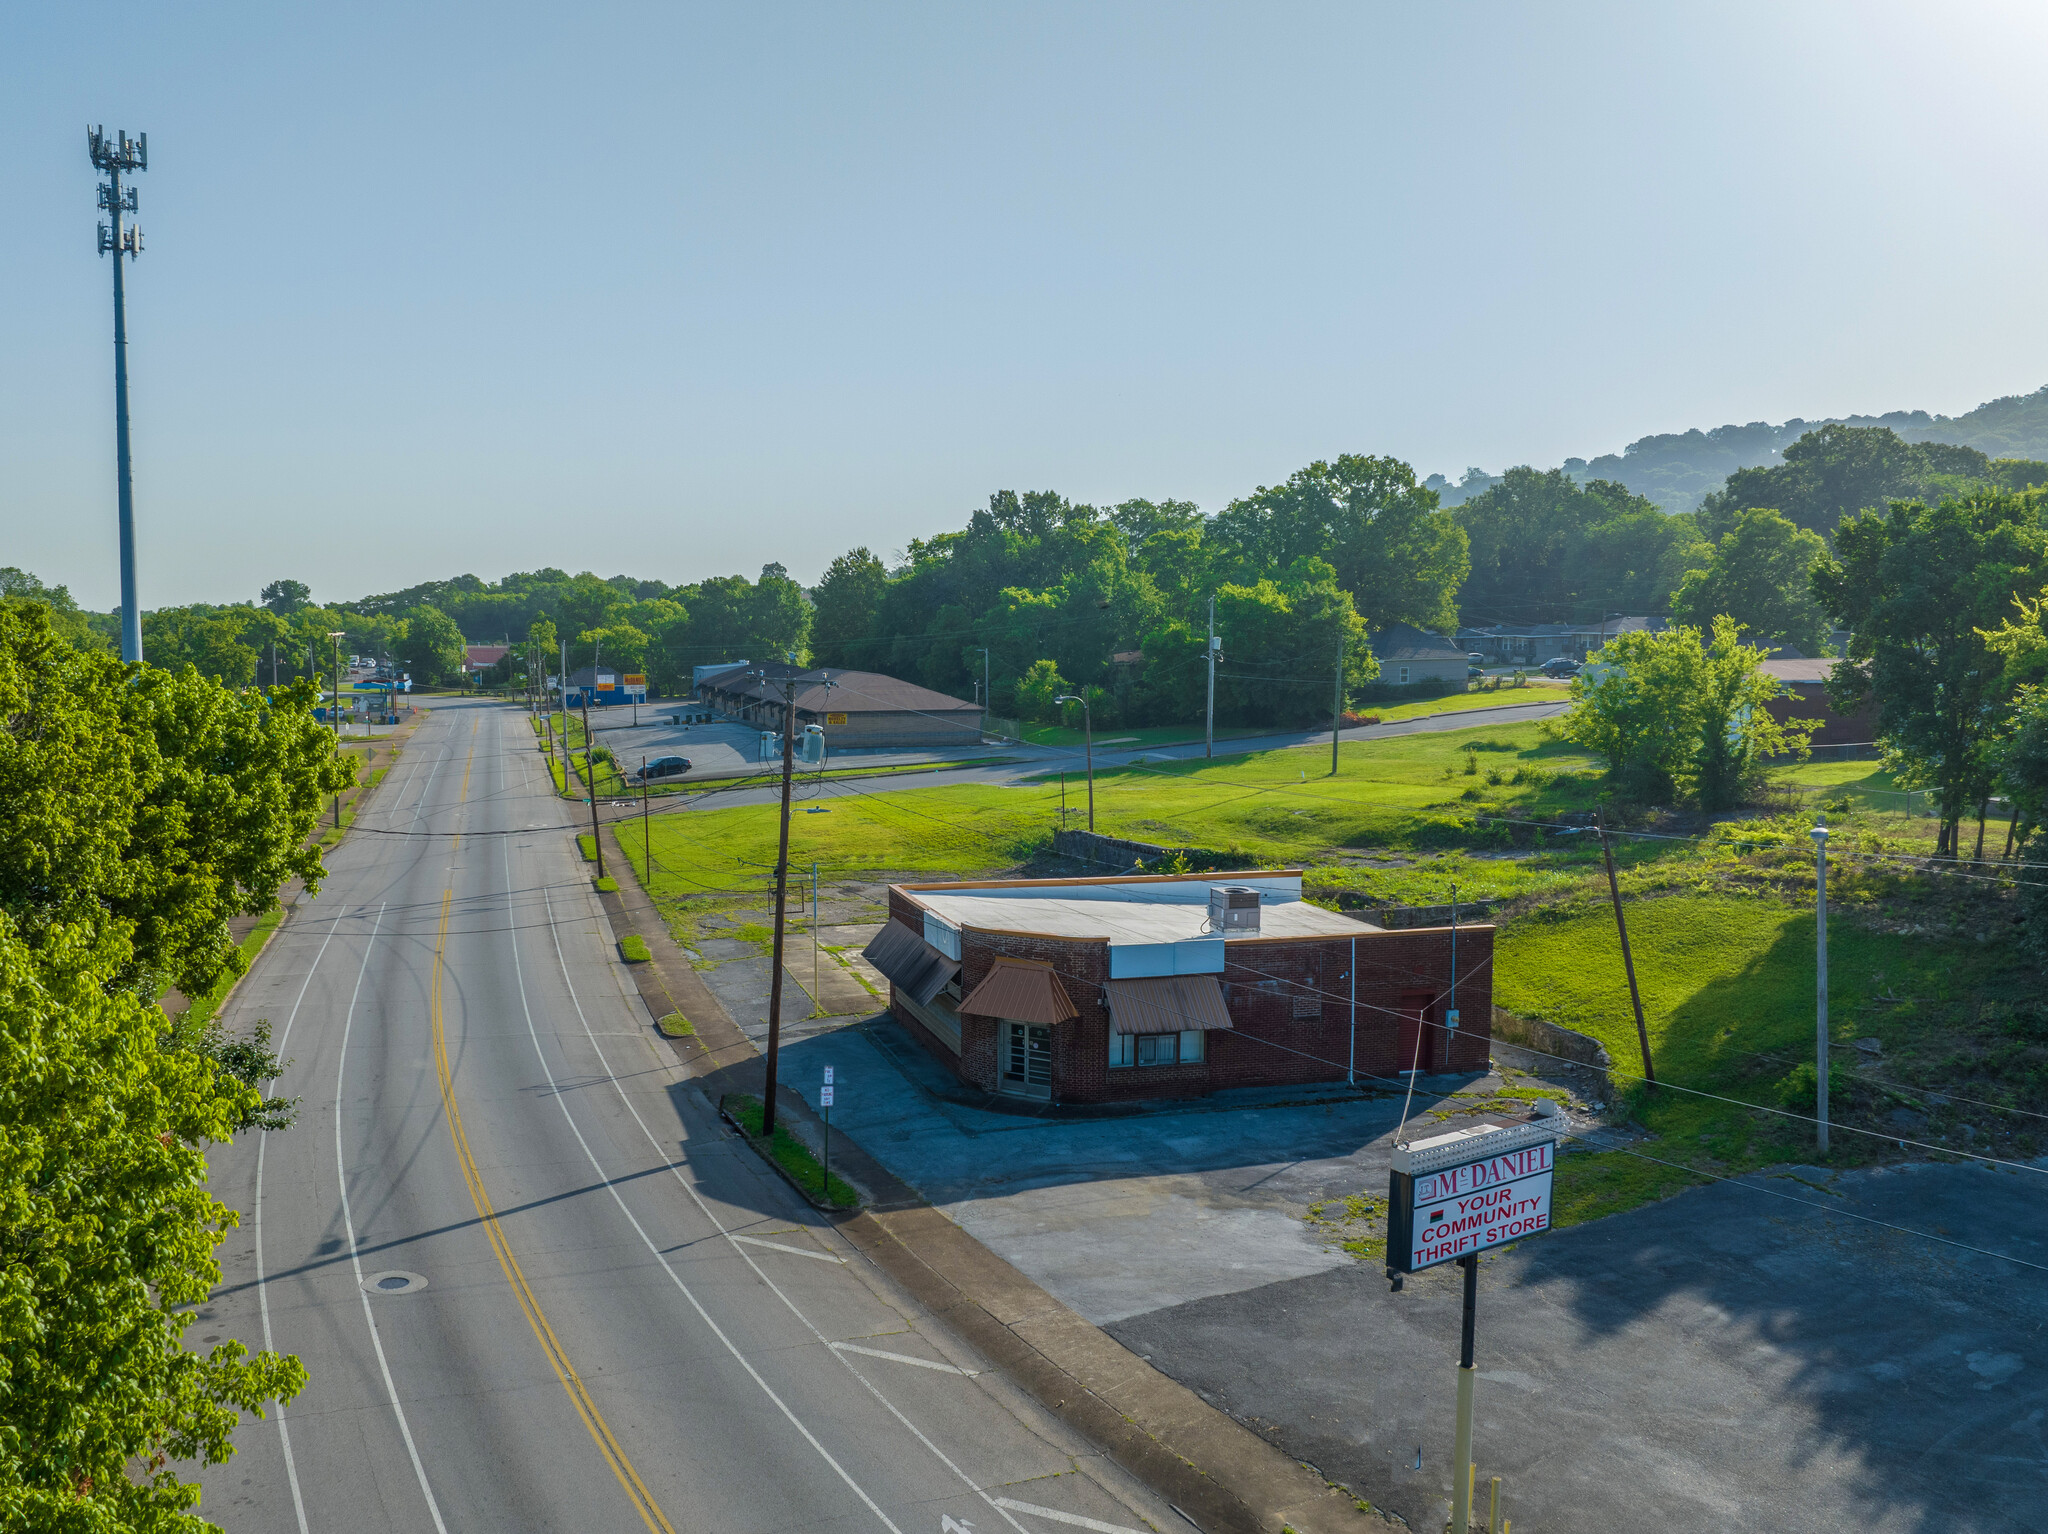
[198,698,1175,1534]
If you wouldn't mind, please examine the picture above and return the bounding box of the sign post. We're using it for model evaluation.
[820,1067,835,1198]
[1387,1117,1560,1534]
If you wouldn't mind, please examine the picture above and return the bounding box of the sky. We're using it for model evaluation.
[7,1,2048,612]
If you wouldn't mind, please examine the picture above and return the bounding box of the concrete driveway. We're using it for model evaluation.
[765,1014,2048,1534]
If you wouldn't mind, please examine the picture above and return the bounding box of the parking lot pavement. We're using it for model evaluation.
[766,1016,2048,1533]
[579,703,1018,781]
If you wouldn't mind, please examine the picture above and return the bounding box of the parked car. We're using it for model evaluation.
[1468,663,1485,678]
[1539,656,1579,677]
[1467,652,1486,666]
[633,755,692,782]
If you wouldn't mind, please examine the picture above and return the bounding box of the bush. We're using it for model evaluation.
[657,1012,695,1037]
[1352,675,1463,705]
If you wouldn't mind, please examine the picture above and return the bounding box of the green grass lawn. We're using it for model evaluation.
[1494,888,2040,1225]
[626,720,1606,903]
[1009,683,1567,748]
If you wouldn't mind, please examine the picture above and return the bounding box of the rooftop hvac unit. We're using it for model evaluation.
[1208,884,1262,936]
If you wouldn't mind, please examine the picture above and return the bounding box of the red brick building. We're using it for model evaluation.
[863,871,1492,1104]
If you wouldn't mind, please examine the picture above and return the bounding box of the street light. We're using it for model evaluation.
[1054,693,1094,831]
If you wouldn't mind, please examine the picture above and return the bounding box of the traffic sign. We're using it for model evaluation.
[819,1085,834,1107]
[823,1066,834,1084]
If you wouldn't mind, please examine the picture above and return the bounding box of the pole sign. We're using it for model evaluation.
[1387,1119,1560,1274]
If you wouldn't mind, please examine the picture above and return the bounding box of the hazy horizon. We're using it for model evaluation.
[10,2,2048,609]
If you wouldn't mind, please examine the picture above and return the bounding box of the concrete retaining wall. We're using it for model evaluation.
[1489,1006,1613,1093]
[1052,828,1218,869]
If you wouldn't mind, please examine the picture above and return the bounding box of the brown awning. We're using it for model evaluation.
[863,919,958,1006]
[1103,975,1234,1035]
[958,959,1078,1026]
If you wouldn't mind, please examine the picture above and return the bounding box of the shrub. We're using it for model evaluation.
[657,1012,695,1037]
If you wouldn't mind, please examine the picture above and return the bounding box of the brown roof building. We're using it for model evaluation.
[694,663,983,749]
[865,870,1492,1104]
[1760,657,1875,748]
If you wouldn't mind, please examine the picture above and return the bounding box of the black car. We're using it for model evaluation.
[1539,656,1579,678]
[633,755,692,782]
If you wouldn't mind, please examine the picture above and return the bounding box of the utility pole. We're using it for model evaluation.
[977,647,991,739]
[583,683,602,878]
[559,636,569,799]
[1595,808,1655,1085]
[1056,694,1094,830]
[89,126,148,665]
[1450,1254,1479,1534]
[641,756,651,877]
[327,631,346,828]
[1330,631,1345,776]
[762,664,801,1136]
[1205,594,1218,760]
[1812,814,1830,1155]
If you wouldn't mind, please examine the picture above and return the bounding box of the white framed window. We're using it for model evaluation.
[1111,1030,1205,1067]
[1399,665,1411,684]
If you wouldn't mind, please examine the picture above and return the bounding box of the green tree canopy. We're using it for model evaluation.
[396,604,465,686]
[1700,424,2005,541]
[1813,490,2048,854]
[0,569,95,650]
[1452,469,1706,627]
[258,579,311,615]
[808,548,890,670]
[1669,507,1831,655]
[1555,617,1813,806]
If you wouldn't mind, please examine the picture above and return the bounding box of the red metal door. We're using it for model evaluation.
[1396,993,1430,1072]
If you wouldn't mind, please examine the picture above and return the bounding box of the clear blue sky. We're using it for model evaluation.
[7,2,2048,611]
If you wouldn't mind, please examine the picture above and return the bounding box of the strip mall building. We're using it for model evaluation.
[863,871,1492,1104]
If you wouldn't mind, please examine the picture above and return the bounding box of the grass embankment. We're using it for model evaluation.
[1492,826,2040,1225]
[532,711,629,796]
[723,1093,860,1208]
[315,750,389,851]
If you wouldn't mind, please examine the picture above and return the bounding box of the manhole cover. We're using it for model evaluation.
[363,1270,427,1295]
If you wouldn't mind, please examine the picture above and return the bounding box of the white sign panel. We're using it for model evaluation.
[819,1085,835,1108]
[1389,1123,1558,1273]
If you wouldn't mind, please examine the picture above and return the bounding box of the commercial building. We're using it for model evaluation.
[694,663,983,750]
[864,871,1492,1104]
[1760,657,1875,748]
[561,665,646,708]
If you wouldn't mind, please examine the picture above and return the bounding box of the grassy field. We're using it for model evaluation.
[1008,681,1568,749]
[623,720,1609,902]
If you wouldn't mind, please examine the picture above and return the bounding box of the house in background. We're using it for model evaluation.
[463,644,508,684]
[1368,623,1470,686]
[1457,616,1668,666]
[864,870,1492,1105]
[1761,657,1875,748]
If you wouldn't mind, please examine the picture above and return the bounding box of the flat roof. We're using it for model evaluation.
[909,889,1361,946]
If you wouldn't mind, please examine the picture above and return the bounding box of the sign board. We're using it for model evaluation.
[827,712,848,726]
[1387,1119,1559,1274]
[820,1085,835,1107]
[823,1066,834,1084]
[623,674,646,687]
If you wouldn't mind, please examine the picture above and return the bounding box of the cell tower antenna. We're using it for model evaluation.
[89,124,149,664]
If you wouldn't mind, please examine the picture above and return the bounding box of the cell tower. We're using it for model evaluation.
[89,125,148,664]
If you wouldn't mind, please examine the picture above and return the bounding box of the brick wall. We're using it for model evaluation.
[883,889,1494,1103]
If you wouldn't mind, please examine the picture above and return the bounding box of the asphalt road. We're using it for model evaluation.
[195,698,1179,1534]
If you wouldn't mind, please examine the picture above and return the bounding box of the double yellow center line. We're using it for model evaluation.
[429,790,675,1531]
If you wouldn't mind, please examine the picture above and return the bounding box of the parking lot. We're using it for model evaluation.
[578,699,1017,781]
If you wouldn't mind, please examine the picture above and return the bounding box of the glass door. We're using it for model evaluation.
[1002,1021,1053,1099]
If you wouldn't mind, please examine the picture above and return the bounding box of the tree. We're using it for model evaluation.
[809,549,890,669]
[1554,617,1811,806]
[575,623,650,678]
[1669,507,1831,655]
[1699,424,2004,542]
[1813,491,2048,855]
[1453,468,1707,626]
[1210,454,1469,633]
[0,604,341,1527]
[396,604,465,687]
[259,579,311,615]
[0,569,95,650]
[1012,658,1069,723]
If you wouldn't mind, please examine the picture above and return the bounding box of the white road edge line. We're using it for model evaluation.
[253,905,348,1534]
[333,904,450,1534]
[526,823,1033,1534]
[732,1233,846,1263]
[831,1342,977,1376]
[503,835,905,1534]
[991,1497,1151,1534]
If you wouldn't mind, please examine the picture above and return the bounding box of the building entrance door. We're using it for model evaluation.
[1001,1021,1053,1099]
[1396,993,1430,1073]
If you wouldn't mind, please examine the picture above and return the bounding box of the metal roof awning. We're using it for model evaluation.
[862,919,959,1006]
[958,959,1078,1026]
[1103,974,1233,1035]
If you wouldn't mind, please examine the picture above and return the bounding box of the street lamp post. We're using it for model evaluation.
[1055,694,1094,831]
[327,631,346,828]
[1812,813,1830,1156]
